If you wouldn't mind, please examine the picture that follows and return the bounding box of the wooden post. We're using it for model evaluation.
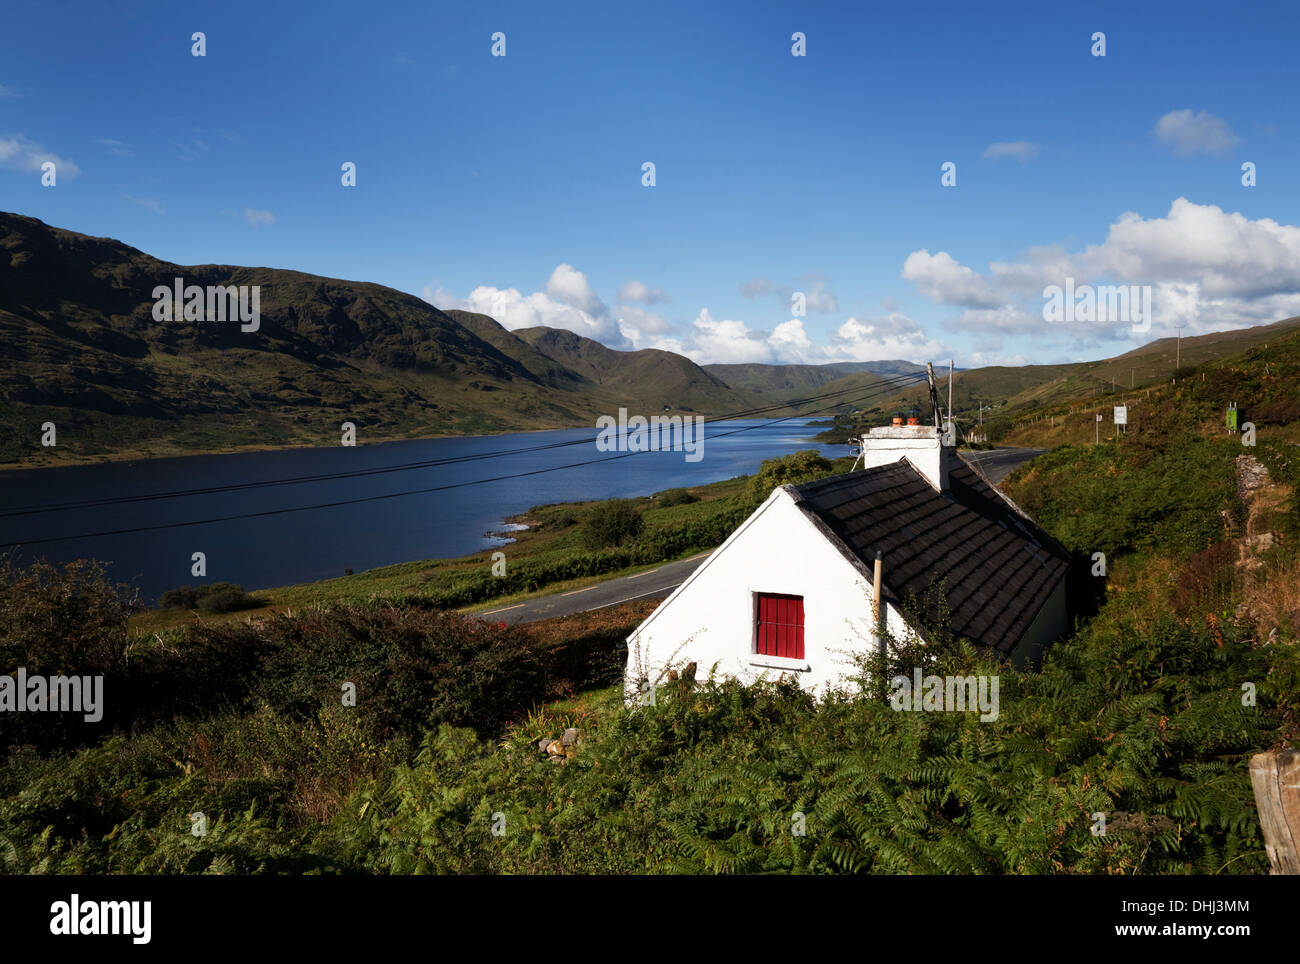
[872,551,885,700]
[1250,751,1300,874]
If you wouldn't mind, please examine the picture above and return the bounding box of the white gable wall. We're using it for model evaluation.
[624,487,914,701]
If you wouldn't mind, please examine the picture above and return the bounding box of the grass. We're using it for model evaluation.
[128,472,759,636]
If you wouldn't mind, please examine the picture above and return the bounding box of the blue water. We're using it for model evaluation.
[0,419,846,601]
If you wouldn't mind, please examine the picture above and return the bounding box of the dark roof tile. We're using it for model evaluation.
[787,457,1070,655]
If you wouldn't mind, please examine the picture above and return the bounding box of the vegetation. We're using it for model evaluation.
[159,582,257,614]
[2,339,1298,874]
[742,449,837,508]
[654,487,698,507]
[581,499,646,550]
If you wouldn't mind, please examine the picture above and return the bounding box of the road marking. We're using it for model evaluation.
[584,585,680,613]
[682,551,712,562]
[481,603,524,615]
[560,585,598,596]
[627,568,659,579]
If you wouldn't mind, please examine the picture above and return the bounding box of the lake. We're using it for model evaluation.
[0,419,847,602]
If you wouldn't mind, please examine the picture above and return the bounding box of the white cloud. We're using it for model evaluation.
[0,85,19,99]
[99,138,133,157]
[123,193,163,214]
[683,309,775,363]
[740,274,839,313]
[969,350,1033,367]
[615,304,674,344]
[243,208,275,226]
[545,263,607,315]
[902,249,1002,309]
[425,265,629,346]
[903,198,1300,344]
[422,285,460,310]
[175,138,209,160]
[616,280,668,304]
[0,134,80,178]
[983,141,1040,161]
[828,314,948,362]
[944,306,1044,335]
[426,268,934,366]
[802,278,839,313]
[1154,109,1240,156]
[648,311,943,366]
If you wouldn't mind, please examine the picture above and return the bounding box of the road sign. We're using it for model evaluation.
[1114,406,1127,425]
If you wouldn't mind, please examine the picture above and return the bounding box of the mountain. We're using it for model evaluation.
[0,213,767,467]
[860,316,1300,426]
[511,326,743,412]
[6,210,1298,469]
[700,361,920,398]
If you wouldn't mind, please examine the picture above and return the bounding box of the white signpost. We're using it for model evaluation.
[1114,405,1127,426]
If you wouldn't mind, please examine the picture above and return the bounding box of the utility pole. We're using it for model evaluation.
[925,362,941,428]
[1131,367,1134,389]
[1174,324,1186,370]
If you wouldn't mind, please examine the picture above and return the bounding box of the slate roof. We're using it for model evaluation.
[786,457,1071,656]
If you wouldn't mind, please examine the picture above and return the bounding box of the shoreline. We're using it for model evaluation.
[0,414,835,477]
[0,422,598,478]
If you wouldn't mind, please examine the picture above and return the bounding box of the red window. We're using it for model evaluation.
[755,593,804,659]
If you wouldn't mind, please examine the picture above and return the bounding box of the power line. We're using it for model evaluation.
[2,372,927,519]
[0,376,925,547]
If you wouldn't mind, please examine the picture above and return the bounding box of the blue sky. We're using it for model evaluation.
[3,0,1298,367]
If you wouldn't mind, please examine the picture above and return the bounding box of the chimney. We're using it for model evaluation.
[855,418,958,492]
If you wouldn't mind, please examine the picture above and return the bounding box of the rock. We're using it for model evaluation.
[545,739,564,757]
[537,738,553,753]
[561,727,579,747]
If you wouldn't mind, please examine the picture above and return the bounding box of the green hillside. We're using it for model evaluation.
[701,361,915,398]
[0,214,759,467]
[847,316,1300,436]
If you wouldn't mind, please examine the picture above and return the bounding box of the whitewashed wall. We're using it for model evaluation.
[624,487,914,702]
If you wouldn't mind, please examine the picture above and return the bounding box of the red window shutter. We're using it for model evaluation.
[756,593,804,659]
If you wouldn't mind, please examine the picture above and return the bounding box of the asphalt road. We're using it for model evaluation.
[959,446,1050,484]
[477,446,1048,627]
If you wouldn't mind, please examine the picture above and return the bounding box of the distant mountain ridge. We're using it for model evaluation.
[0,212,842,467]
[3,210,1295,468]
[702,360,921,397]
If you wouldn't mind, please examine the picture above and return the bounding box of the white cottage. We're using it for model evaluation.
[624,425,1071,700]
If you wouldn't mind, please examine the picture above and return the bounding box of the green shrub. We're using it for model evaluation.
[195,582,254,613]
[159,585,199,609]
[582,499,645,550]
[655,487,698,507]
[161,582,255,613]
[743,450,836,508]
